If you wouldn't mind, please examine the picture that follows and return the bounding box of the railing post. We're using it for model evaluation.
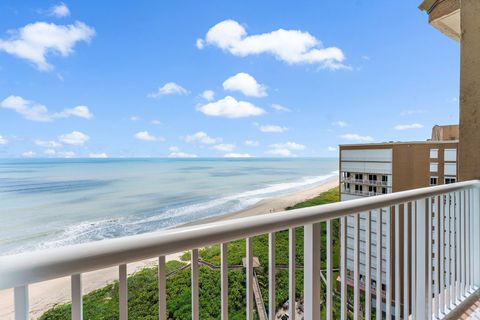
[413,199,429,319]
[14,285,28,320]
[473,186,480,287]
[304,223,321,319]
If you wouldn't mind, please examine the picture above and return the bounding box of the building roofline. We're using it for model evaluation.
[339,140,459,147]
[418,0,438,12]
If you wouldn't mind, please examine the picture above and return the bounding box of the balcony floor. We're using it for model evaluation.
[445,290,480,320]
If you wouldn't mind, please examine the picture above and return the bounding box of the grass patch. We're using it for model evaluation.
[40,187,340,319]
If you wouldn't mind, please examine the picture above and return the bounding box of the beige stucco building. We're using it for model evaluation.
[339,125,458,315]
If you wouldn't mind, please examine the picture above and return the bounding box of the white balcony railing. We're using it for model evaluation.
[1,180,479,320]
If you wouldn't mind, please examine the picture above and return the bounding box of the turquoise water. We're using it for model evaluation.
[0,158,337,255]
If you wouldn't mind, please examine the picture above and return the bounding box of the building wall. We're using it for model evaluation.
[339,141,458,312]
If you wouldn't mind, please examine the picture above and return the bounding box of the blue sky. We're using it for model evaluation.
[0,1,460,158]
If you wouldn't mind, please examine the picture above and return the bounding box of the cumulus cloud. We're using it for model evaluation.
[89,153,108,158]
[401,109,425,116]
[332,120,348,127]
[49,3,70,18]
[271,104,291,112]
[22,151,36,157]
[58,131,89,145]
[201,90,215,101]
[340,133,374,142]
[267,141,305,157]
[270,142,305,150]
[184,131,221,144]
[266,148,292,156]
[245,140,259,147]
[224,153,252,158]
[222,72,267,97]
[35,139,62,148]
[57,151,75,158]
[168,147,198,158]
[0,21,95,71]
[148,82,189,98]
[134,131,164,142]
[259,124,288,133]
[327,146,337,152]
[44,149,56,156]
[197,19,348,70]
[130,116,141,121]
[212,143,235,152]
[0,135,7,144]
[198,96,265,118]
[394,123,424,130]
[0,95,93,121]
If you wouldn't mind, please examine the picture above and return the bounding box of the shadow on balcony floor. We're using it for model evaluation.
[445,290,480,320]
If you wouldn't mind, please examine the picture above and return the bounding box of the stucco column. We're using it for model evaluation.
[459,0,480,181]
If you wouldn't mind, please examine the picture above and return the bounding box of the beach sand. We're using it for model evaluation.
[0,179,338,319]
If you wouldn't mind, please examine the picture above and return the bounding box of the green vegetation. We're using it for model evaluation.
[40,187,341,320]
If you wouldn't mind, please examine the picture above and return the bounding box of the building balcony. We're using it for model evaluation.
[1,181,479,319]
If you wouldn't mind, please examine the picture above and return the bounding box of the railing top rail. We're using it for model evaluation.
[1,180,478,289]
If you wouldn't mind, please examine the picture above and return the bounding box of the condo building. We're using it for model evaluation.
[339,125,459,312]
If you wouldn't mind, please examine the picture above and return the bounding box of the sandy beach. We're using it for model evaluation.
[0,179,338,319]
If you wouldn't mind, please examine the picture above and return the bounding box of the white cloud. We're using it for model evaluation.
[22,151,36,157]
[49,3,70,18]
[197,19,347,70]
[151,119,161,125]
[267,141,305,157]
[0,21,94,71]
[134,131,164,142]
[270,142,305,150]
[198,96,265,118]
[58,131,89,145]
[340,133,374,142]
[0,135,7,144]
[401,109,425,116]
[147,82,189,98]
[169,146,179,152]
[0,96,93,121]
[259,124,288,133]
[327,146,337,152]
[56,105,93,119]
[58,151,75,158]
[168,152,197,158]
[44,149,56,156]
[35,139,62,148]
[394,123,424,130]
[224,153,252,158]
[271,104,291,112]
[201,90,215,101]
[361,55,370,60]
[222,72,267,97]
[212,143,235,152]
[89,153,108,158]
[185,131,220,144]
[332,120,348,127]
[245,140,259,147]
[266,148,291,156]
[130,116,141,121]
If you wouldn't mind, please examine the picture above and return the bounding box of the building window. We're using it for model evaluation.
[445,177,456,184]
[382,187,387,194]
[368,174,377,182]
[381,175,388,185]
[355,184,363,192]
[444,149,457,162]
[430,149,438,159]
[355,173,363,181]
[430,177,438,186]
[369,186,377,194]
[430,163,438,173]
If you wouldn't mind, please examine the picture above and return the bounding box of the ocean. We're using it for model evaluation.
[0,158,338,255]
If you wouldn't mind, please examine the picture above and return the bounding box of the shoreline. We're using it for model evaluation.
[0,178,338,319]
